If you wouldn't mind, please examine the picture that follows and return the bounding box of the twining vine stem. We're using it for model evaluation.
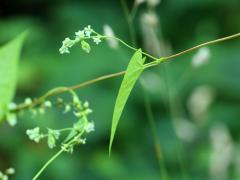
[10,32,240,113]
[32,124,86,180]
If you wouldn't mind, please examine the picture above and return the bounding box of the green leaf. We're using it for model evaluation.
[109,49,145,154]
[0,31,27,121]
[81,40,91,53]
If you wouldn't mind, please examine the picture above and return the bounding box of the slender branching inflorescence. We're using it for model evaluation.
[25,90,94,151]
[29,90,94,180]
[59,25,101,54]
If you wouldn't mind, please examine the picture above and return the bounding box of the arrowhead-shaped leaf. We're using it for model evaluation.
[109,49,145,154]
[0,31,27,121]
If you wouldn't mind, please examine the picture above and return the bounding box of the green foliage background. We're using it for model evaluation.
[0,0,240,179]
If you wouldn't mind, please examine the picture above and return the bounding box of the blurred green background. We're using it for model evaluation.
[0,0,240,179]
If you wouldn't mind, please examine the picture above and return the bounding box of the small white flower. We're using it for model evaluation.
[8,102,17,110]
[84,25,92,37]
[44,101,52,108]
[75,30,85,39]
[5,168,15,175]
[48,129,60,140]
[85,31,91,38]
[24,97,32,105]
[59,37,75,54]
[85,122,95,133]
[62,37,74,47]
[83,101,89,108]
[192,47,210,68]
[79,138,86,144]
[85,108,93,115]
[93,37,101,45]
[2,175,8,180]
[74,111,82,118]
[64,104,71,113]
[47,129,60,149]
[84,25,92,31]
[59,47,70,54]
[26,127,43,143]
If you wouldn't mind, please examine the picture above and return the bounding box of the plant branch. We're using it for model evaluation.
[10,32,240,113]
[11,71,125,113]
[120,0,137,46]
[163,32,240,61]
[32,148,64,180]
[32,129,85,180]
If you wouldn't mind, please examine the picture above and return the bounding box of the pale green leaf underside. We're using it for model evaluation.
[0,31,27,120]
[109,49,145,154]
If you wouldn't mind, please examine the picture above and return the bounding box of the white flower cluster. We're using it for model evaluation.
[84,121,95,133]
[59,25,101,54]
[5,97,52,127]
[25,91,95,151]
[24,98,52,116]
[26,126,61,149]
[47,128,60,149]
[26,127,44,143]
[0,168,15,180]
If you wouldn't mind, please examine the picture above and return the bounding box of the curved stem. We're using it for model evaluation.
[32,128,86,179]
[58,128,73,132]
[10,32,240,113]
[163,32,240,61]
[141,84,169,180]
[102,36,159,61]
[11,71,125,113]
[94,29,158,61]
[120,0,137,46]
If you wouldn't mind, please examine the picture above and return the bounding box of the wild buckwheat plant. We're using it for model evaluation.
[0,2,239,180]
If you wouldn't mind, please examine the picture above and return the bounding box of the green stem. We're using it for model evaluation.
[10,32,240,113]
[105,36,159,61]
[130,2,138,20]
[11,71,125,113]
[58,128,73,132]
[142,84,169,180]
[124,1,168,177]
[161,64,190,179]
[163,32,240,61]
[32,128,85,179]
[32,149,64,180]
[120,0,137,46]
